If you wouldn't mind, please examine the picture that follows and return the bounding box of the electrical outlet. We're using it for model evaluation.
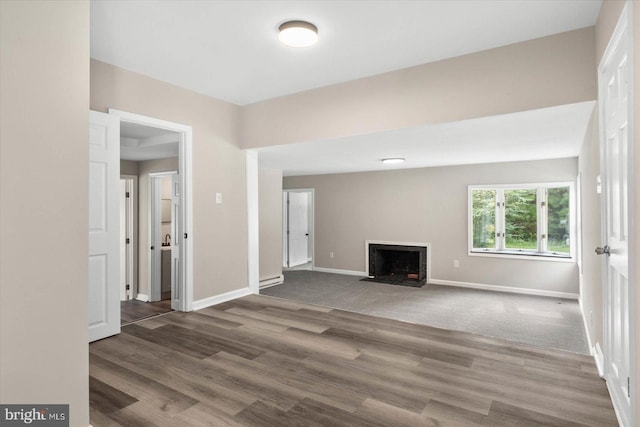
[215,192,223,204]
[330,251,334,259]
[453,259,459,268]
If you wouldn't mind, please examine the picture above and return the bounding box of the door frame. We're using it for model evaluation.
[149,171,177,302]
[598,2,636,426]
[110,109,194,312]
[120,174,138,301]
[282,188,315,269]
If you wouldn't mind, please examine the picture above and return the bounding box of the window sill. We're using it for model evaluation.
[469,250,574,263]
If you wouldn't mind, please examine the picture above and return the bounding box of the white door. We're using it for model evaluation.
[149,175,163,302]
[119,178,134,301]
[598,3,634,426]
[119,180,127,301]
[287,192,309,267]
[282,194,288,268]
[171,173,183,311]
[88,111,121,342]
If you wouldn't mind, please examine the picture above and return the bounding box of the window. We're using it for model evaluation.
[469,183,573,259]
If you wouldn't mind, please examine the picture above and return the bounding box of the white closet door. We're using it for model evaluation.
[598,4,633,426]
[171,173,183,311]
[288,192,309,267]
[88,111,120,342]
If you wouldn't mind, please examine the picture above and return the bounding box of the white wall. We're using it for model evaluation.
[285,158,579,294]
[577,112,603,352]
[0,1,90,426]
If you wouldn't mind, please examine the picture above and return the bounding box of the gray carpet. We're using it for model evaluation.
[262,270,589,354]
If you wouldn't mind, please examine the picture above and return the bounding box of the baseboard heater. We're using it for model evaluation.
[259,275,284,289]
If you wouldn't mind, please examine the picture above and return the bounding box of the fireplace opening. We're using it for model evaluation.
[364,243,427,287]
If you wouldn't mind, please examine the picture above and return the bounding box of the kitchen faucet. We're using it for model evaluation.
[164,234,171,246]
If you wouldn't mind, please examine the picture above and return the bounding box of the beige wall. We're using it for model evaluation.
[136,158,179,297]
[91,60,249,300]
[120,159,139,176]
[595,0,626,63]
[259,168,283,282]
[242,27,596,149]
[285,158,579,294]
[635,2,640,418]
[0,1,90,426]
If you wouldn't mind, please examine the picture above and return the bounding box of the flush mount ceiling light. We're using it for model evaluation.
[381,158,405,165]
[278,20,318,48]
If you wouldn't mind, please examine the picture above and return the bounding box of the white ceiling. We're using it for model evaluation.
[120,122,179,161]
[256,102,596,176]
[90,0,601,106]
[94,1,601,174]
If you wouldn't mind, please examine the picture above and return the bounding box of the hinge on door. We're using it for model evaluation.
[126,284,130,290]
[628,377,631,398]
[126,192,130,198]
[541,201,546,207]
[126,238,130,244]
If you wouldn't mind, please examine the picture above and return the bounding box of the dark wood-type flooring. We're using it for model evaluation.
[121,298,172,325]
[92,294,618,426]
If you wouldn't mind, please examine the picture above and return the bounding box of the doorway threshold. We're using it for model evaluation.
[120,299,172,325]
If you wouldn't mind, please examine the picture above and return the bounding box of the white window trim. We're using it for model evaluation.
[468,182,576,262]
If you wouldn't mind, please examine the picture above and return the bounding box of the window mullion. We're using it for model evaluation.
[496,190,505,250]
[538,187,547,253]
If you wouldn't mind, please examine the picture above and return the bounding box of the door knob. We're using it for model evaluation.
[595,245,610,256]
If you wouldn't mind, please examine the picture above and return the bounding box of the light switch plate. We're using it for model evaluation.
[216,192,223,204]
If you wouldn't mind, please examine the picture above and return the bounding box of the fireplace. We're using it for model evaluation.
[365,242,428,287]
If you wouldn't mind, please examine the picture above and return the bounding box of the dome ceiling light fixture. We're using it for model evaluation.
[381,158,406,165]
[278,20,318,48]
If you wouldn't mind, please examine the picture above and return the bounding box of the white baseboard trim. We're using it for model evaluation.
[192,287,253,311]
[429,279,579,300]
[135,293,149,302]
[259,282,282,290]
[593,342,604,377]
[313,267,367,277]
[260,274,284,289]
[580,298,606,380]
[579,298,594,355]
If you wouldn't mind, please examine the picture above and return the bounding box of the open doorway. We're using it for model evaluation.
[283,189,314,271]
[120,175,137,302]
[118,120,182,324]
[148,172,177,304]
